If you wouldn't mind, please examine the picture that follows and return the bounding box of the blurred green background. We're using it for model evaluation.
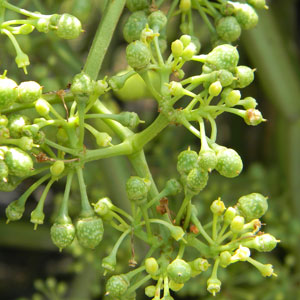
[0,0,300,299]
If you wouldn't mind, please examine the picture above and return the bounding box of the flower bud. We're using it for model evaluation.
[93,197,113,217]
[216,16,241,42]
[5,199,25,222]
[56,13,82,39]
[219,251,232,268]
[177,149,198,175]
[167,259,191,284]
[231,245,250,261]
[242,234,279,252]
[126,41,151,70]
[123,11,148,43]
[148,10,167,31]
[71,72,95,96]
[50,221,75,251]
[106,274,130,298]
[234,3,259,30]
[235,65,255,88]
[207,278,221,296]
[230,216,245,233]
[180,35,191,47]
[244,108,264,126]
[223,207,237,224]
[145,285,156,297]
[171,40,184,57]
[0,78,18,109]
[168,81,184,97]
[164,178,182,196]
[180,0,191,12]
[225,90,241,107]
[210,198,226,215]
[186,167,209,194]
[35,98,50,116]
[50,161,65,177]
[198,148,217,171]
[169,280,184,291]
[145,257,159,275]
[18,81,42,103]
[126,176,150,203]
[209,81,222,96]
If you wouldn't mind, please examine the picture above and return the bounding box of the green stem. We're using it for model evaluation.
[140,205,153,239]
[111,205,133,222]
[76,166,94,217]
[212,213,219,241]
[83,0,126,80]
[76,98,86,148]
[175,192,192,225]
[126,274,151,295]
[192,0,216,34]
[44,138,78,156]
[2,0,44,18]
[190,212,214,245]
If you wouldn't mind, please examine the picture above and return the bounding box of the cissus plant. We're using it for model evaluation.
[0,0,280,299]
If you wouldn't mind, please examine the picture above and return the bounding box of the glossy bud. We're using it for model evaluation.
[0,78,18,109]
[56,14,82,39]
[18,81,42,103]
[167,259,192,284]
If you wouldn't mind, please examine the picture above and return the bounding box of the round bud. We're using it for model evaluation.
[35,98,50,116]
[0,160,8,180]
[225,90,241,107]
[210,198,226,215]
[19,136,33,151]
[216,148,243,178]
[180,0,191,12]
[56,128,69,144]
[171,40,184,57]
[207,278,221,296]
[123,11,148,43]
[4,147,33,177]
[198,149,217,171]
[219,251,232,268]
[106,274,130,298]
[8,114,30,138]
[75,216,104,249]
[50,221,75,250]
[167,259,192,284]
[237,193,268,221]
[102,254,116,272]
[95,132,112,147]
[126,176,150,202]
[218,69,234,86]
[56,13,82,39]
[182,43,197,61]
[0,78,18,109]
[243,233,278,252]
[145,285,156,297]
[242,96,257,109]
[118,111,141,129]
[186,167,209,194]
[205,44,239,72]
[5,200,25,222]
[126,0,150,12]
[190,36,201,54]
[247,0,267,10]
[235,65,254,88]
[36,18,51,33]
[93,197,112,217]
[164,178,182,196]
[235,3,259,30]
[223,207,237,224]
[209,81,222,96]
[18,81,42,103]
[145,257,159,275]
[126,40,151,70]
[168,81,184,97]
[230,215,245,233]
[244,108,264,126]
[169,280,184,292]
[216,16,241,42]
[189,258,210,273]
[177,149,198,175]
[50,161,65,177]
[180,35,191,47]
[148,11,167,31]
[71,72,95,96]
[220,2,235,15]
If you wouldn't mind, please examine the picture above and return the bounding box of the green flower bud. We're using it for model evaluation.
[167,259,192,284]
[179,35,191,47]
[216,147,243,178]
[126,40,151,70]
[182,43,197,61]
[50,220,76,251]
[71,72,95,96]
[237,193,268,221]
[145,285,156,297]
[123,11,148,43]
[56,13,82,39]
[234,3,259,30]
[223,207,237,224]
[164,178,182,196]
[50,161,65,177]
[36,18,51,33]
[205,44,239,72]
[93,197,112,217]
[118,111,142,129]
[220,2,235,15]
[0,115,8,126]
[171,40,184,57]
[30,208,45,228]
[56,128,69,144]
[106,274,130,298]
[169,280,184,292]
[102,254,116,272]
[0,175,20,192]
[210,198,226,215]
[95,132,112,147]
[177,149,198,175]
[0,78,18,109]
[209,81,222,96]
[19,136,33,151]
[168,81,184,97]
[169,225,185,241]
[198,148,217,172]
[231,245,250,261]
[126,0,150,12]
[75,216,104,249]
[15,51,30,73]
[244,108,264,126]
[253,262,275,277]
[8,114,30,138]
[18,81,42,103]
[235,65,254,88]
[242,234,278,252]
[145,257,159,275]
[180,0,191,12]
[148,11,167,31]
[247,0,267,10]
[230,215,245,233]
[216,16,241,42]
[207,278,221,296]
[241,96,257,109]
[5,147,33,177]
[217,69,234,86]
[5,199,25,222]
[189,258,210,274]
[219,251,232,268]
[186,167,209,194]
[35,98,50,116]
[225,90,241,107]
[126,176,150,203]
[0,160,8,180]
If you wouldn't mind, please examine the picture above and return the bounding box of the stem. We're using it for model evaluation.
[190,212,214,245]
[76,166,94,217]
[83,0,126,80]
[212,213,219,241]
[192,0,216,34]
[111,205,133,222]
[2,0,44,18]
[44,138,78,156]
[76,99,86,148]
[126,274,151,295]
[175,192,192,225]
